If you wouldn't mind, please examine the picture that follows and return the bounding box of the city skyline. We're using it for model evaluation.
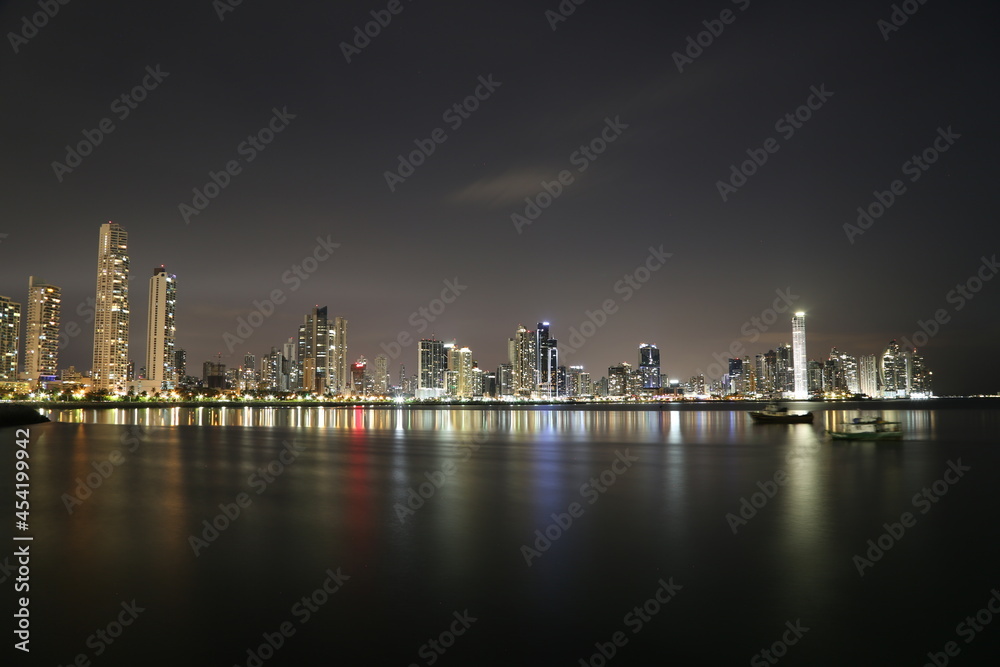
[0,1,997,395]
[0,223,939,400]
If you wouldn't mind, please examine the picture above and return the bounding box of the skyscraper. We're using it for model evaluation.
[513,324,536,397]
[417,337,446,398]
[880,339,909,398]
[792,312,807,399]
[859,354,879,397]
[298,307,329,393]
[536,322,558,398]
[23,277,61,383]
[638,343,661,392]
[0,296,21,382]
[331,316,348,393]
[374,353,389,394]
[92,222,129,392]
[145,266,176,389]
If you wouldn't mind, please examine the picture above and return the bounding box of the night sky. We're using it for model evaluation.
[1,0,997,395]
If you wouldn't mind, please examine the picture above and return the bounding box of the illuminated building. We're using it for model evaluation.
[638,343,661,393]
[792,312,807,399]
[513,324,536,397]
[374,354,389,394]
[144,267,176,390]
[91,222,130,392]
[0,296,20,381]
[23,276,60,383]
[536,322,558,398]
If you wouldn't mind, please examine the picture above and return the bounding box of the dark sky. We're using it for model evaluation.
[1,0,997,394]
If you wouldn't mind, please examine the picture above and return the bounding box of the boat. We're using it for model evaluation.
[748,404,814,424]
[827,415,902,440]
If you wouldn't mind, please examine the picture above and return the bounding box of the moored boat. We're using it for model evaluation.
[748,404,814,424]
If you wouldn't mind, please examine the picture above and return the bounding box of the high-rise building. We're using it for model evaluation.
[880,339,909,398]
[174,349,187,380]
[513,324,536,397]
[298,307,329,393]
[638,343,661,393]
[536,322,558,398]
[23,277,60,383]
[145,267,177,389]
[497,363,514,397]
[608,363,630,396]
[92,222,130,392]
[374,354,389,394]
[0,296,21,382]
[727,357,743,395]
[792,312,807,399]
[909,350,932,397]
[455,347,474,398]
[859,354,879,397]
[417,338,446,398]
[331,317,348,393]
[203,361,226,389]
[350,357,367,395]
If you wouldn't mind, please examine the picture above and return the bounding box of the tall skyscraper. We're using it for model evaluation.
[374,354,389,394]
[535,322,558,398]
[92,222,130,392]
[513,324,536,397]
[880,339,909,398]
[792,312,807,399]
[331,316,348,393]
[455,346,474,398]
[638,343,661,392]
[174,348,187,380]
[298,307,329,393]
[0,296,21,382]
[145,267,176,389]
[417,337,446,398]
[859,354,879,397]
[23,277,61,383]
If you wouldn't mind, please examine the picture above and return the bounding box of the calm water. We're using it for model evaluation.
[4,401,1000,665]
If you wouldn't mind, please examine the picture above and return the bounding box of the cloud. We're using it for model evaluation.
[447,167,560,207]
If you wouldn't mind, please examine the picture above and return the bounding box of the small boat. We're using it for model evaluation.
[748,404,814,424]
[828,415,902,440]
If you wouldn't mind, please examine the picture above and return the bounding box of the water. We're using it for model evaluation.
[4,401,1000,665]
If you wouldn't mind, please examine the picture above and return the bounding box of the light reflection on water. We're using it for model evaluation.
[13,402,1000,665]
